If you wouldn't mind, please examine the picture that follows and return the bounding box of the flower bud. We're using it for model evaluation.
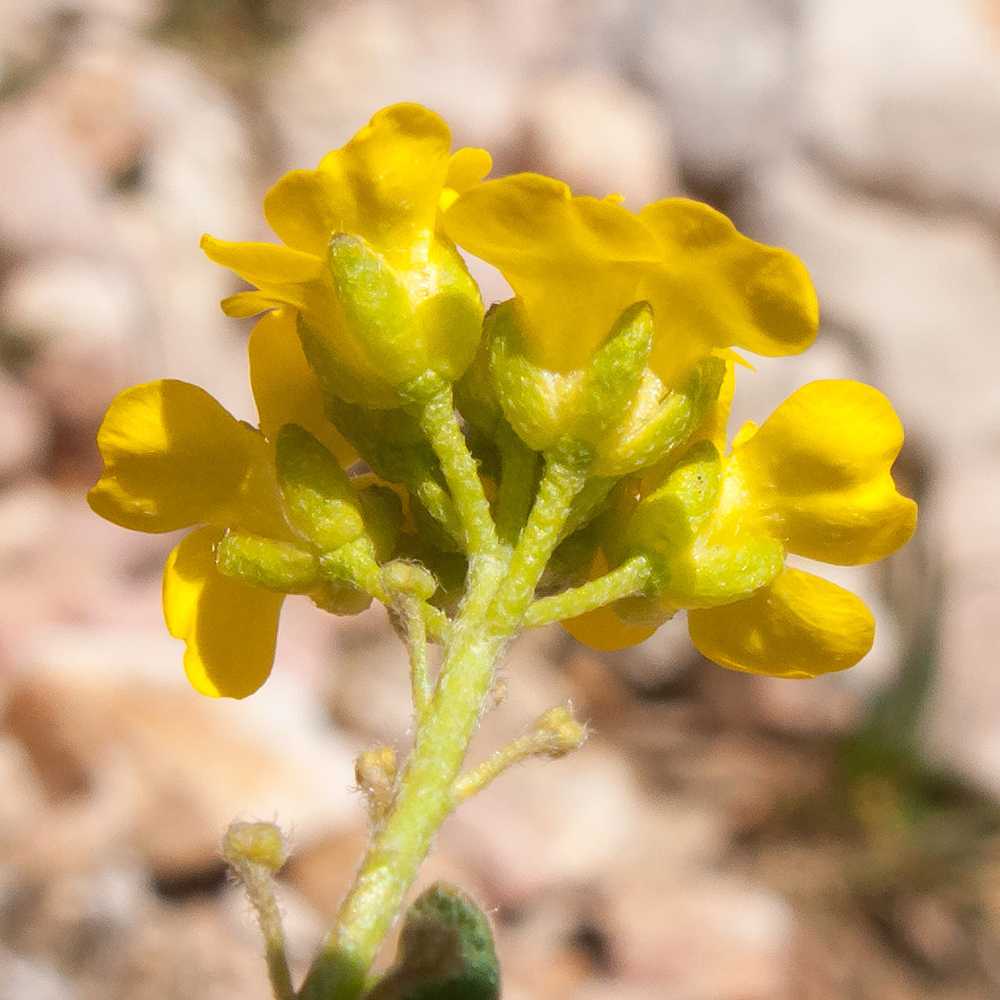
[222,820,289,872]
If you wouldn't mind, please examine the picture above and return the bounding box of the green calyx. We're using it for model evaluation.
[297,233,483,408]
[622,440,785,612]
[485,299,725,477]
[215,530,321,592]
[276,423,366,552]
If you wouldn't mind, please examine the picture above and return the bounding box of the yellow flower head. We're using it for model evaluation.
[442,175,818,385]
[88,311,356,698]
[202,104,491,408]
[565,380,917,677]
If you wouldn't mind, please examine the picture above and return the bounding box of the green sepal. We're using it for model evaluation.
[627,441,723,563]
[624,440,785,609]
[276,424,366,553]
[357,483,405,563]
[324,394,463,548]
[363,883,499,1000]
[453,308,505,438]
[296,234,482,408]
[215,530,321,593]
[591,355,726,477]
[300,234,418,407]
[488,299,653,454]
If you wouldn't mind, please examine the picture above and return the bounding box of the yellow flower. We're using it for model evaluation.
[202,103,491,408]
[565,381,917,677]
[442,174,818,383]
[88,310,355,698]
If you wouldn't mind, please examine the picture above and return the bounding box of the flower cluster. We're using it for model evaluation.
[89,102,916,697]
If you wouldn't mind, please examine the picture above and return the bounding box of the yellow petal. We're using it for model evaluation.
[687,568,875,678]
[736,380,918,564]
[163,527,283,698]
[443,172,659,371]
[440,146,492,209]
[318,103,452,265]
[200,235,324,286]
[639,199,818,384]
[562,603,657,651]
[248,309,357,466]
[221,291,286,318]
[263,168,352,258]
[88,380,270,533]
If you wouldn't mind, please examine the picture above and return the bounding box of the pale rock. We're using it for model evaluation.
[439,738,644,903]
[799,0,1000,217]
[737,157,1000,454]
[0,952,77,1000]
[0,370,48,479]
[523,72,679,208]
[597,612,698,693]
[1,256,146,425]
[0,668,360,880]
[634,0,797,184]
[265,0,523,174]
[326,620,418,743]
[602,876,795,998]
[922,455,1000,799]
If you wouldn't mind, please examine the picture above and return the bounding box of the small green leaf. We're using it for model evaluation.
[364,884,500,1000]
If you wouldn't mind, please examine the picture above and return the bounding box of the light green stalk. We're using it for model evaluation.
[299,423,589,1000]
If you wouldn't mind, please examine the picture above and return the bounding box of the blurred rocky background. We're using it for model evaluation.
[1,0,998,997]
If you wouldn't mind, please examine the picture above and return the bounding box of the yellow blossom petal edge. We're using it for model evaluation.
[687,568,875,678]
[443,172,660,371]
[440,146,493,210]
[311,103,453,266]
[735,380,917,564]
[638,199,818,384]
[562,602,657,651]
[248,308,357,466]
[163,526,285,698]
[200,236,325,287]
[88,380,270,534]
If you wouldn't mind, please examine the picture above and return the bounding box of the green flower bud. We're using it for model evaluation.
[276,424,366,553]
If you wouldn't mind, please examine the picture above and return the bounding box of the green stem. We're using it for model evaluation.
[299,440,590,1000]
[524,553,652,627]
[404,373,499,558]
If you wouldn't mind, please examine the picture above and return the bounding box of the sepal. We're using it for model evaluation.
[487,300,724,476]
[276,423,366,552]
[298,232,483,408]
[216,530,321,593]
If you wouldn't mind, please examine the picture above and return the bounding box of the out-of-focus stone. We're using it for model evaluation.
[0,669,359,880]
[439,737,643,904]
[601,877,795,998]
[799,0,1000,218]
[923,456,1000,799]
[1,256,145,427]
[0,370,48,480]
[264,0,522,173]
[634,0,797,184]
[524,72,678,208]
